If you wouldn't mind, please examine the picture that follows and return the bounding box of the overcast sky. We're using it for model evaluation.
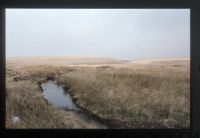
[6,9,190,60]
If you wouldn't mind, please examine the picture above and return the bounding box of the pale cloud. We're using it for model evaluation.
[6,9,190,60]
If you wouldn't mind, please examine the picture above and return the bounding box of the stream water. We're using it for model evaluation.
[41,80,79,111]
[40,80,105,128]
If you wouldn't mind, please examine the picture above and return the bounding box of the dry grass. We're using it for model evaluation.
[58,62,190,128]
[6,56,121,66]
[6,68,103,128]
[6,57,190,128]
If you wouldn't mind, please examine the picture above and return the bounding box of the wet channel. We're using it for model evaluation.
[40,80,105,128]
[41,80,79,111]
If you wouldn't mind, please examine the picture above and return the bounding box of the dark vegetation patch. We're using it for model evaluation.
[96,66,112,69]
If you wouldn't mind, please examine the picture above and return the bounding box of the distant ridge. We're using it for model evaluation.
[130,57,189,64]
[6,56,122,65]
[6,56,189,66]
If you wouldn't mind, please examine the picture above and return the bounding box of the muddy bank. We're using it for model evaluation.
[64,87,168,129]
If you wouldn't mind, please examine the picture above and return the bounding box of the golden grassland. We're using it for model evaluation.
[6,67,104,128]
[6,57,190,128]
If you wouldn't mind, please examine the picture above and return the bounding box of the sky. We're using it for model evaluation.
[6,9,190,60]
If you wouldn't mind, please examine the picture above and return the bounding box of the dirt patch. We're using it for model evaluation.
[96,66,112,69]
[13,76,29,81]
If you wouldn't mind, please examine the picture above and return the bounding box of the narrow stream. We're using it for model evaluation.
[40,80,105,128]
[41,80,79,111]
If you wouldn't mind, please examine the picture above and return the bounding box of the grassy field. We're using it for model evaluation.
[6,66,104,128]
[6,57,190,128]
